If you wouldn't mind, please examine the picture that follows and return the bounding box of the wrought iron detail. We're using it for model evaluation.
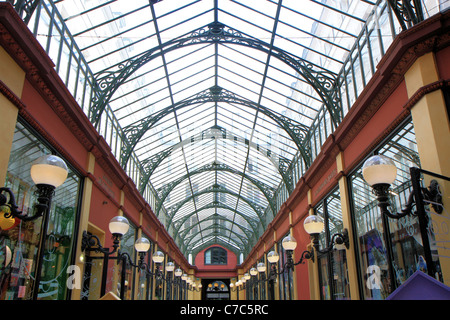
[182,224,249,251]
[154,162,277,217]
[120,86,311,169]
[387,0,424,30]
[138,125,293,193]
[90,22,340,143]
[10,0,41,24]
[166,184,266,231]
[173,203,258,240]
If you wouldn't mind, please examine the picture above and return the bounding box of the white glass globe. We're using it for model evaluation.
[30,155,68,188]
[282,235,297,251]
[257,262,266,273]
[362,155,397,186]
[175,268,183,277]
[134,237,151,252]
[182,273,188,281]
[303,215,325,235]
[109,216,129,236]
[267,251,279,264]
[166,261,175,272]
[250,267,257,276]
[152,251,164,264]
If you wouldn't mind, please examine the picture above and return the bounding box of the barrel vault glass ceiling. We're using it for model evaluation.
[13,0,444,260]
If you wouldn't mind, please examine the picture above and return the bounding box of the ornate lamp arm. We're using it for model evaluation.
[0,186,55,221]
[81,231,121,256]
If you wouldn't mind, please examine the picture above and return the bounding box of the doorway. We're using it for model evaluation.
[203,279,230,300]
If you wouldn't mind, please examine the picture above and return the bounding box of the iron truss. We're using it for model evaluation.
[11,0,429,259]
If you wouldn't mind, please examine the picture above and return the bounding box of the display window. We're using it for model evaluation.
[348,118,443,299]
[314,188,351,300]
[0,120,82,300]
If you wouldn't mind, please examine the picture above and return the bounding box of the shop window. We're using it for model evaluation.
[348,118,443,300]
[0,120,82,300]
[204,247,227,265]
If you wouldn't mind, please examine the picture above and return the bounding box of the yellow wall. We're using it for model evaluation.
[0,46,25,184]
[404,52,450,285]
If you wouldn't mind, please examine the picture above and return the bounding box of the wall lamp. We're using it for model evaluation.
[0,155,68,224]
[81,216,130,254]
[0,155,68,300]
[187,278,202,292]
[127,236,165,279]
[362,155,443,219]
[230,279,246,291]
[81,215,129,296]
[267,217,349,272]
[248,263,267,282]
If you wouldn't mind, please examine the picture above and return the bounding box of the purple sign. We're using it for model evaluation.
[387,271,450,300]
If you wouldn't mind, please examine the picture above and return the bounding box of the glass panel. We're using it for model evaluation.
[318,255,331,300]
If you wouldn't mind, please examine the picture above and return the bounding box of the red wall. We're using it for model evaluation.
[194,245,238,278]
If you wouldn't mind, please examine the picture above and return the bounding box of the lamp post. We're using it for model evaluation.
[246,263,267,300]
[0,154,69,300]
[81,215,130,297]
[174,268,183,299]
[361,154,445,277]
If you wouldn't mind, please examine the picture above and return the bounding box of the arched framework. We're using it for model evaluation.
[139,125,295,194]
[154,162,276,217]
[90,22,341,130]
[121,85,311,169]
[166,184,266,231]
[21,0,432,260]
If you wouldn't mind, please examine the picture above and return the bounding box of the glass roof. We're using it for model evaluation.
[18,0,441,258]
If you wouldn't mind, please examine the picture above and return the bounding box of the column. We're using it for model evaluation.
[336,152,360,299]
[72,152,96,299]
[0,46,25,183]
[404,52,450,285]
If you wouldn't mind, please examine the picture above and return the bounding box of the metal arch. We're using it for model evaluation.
[182,224,248,253]
[178,215,253,246]
[138,125,295,194]
[166,184,266,231]
[173,203,258,240]
[154,162,277,217]
[90,21,340,135]
[121,85,311,168]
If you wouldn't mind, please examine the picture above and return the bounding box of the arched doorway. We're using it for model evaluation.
[203,279,230,300]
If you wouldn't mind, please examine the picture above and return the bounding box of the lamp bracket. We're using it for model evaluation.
[0,186,55,222]
[81,230,120,256]
[372,178,443,219]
